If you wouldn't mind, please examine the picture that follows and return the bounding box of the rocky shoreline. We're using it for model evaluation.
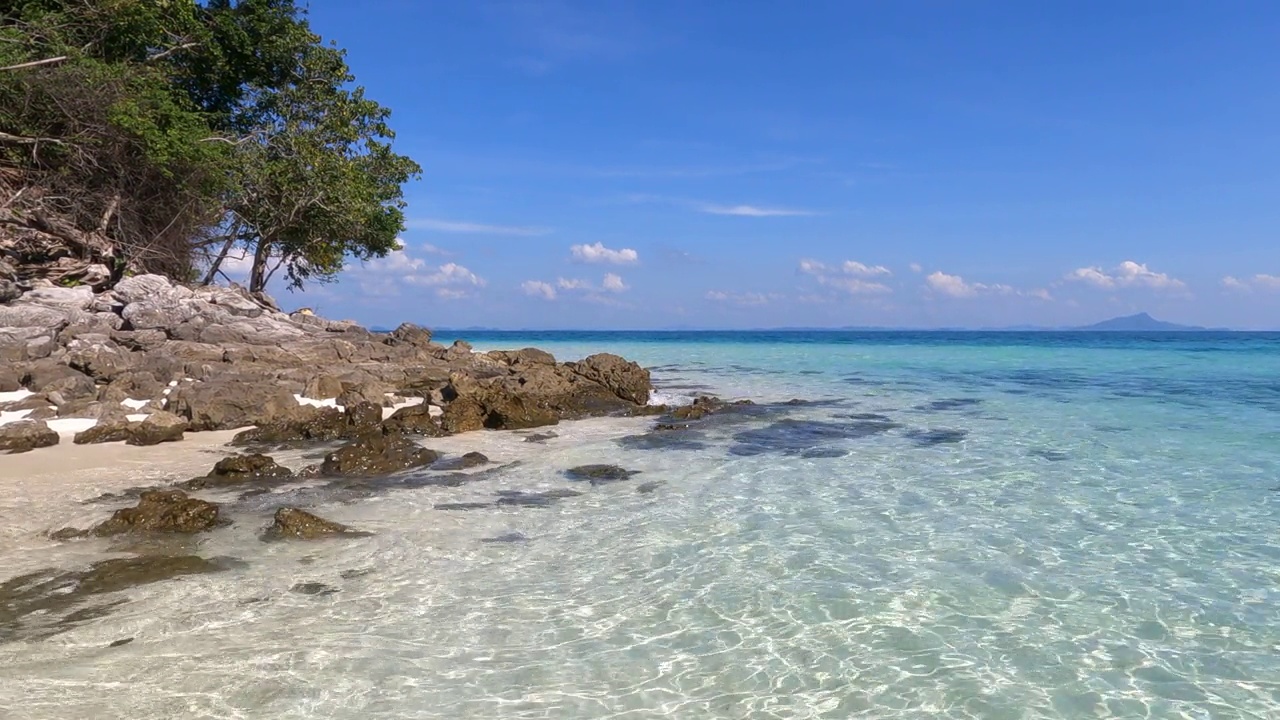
[0,272,656,454]
[0,272,687,642]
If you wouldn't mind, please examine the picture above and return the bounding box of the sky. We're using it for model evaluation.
[259,1,1280,329]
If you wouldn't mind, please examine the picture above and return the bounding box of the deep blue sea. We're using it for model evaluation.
[3,331,1279,718]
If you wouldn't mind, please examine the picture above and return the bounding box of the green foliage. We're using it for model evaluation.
[0,0,418,291]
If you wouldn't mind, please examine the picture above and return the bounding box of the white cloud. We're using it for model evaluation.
[908,262,923,273]
[570,242,638,264]
[421,243,451,256]
[435,288,470,300]
[405,262,486,288]
[521,280,557,300]
[528,273,630,301]
[405,218,550,236]
[1222,274,1280,292]
[601,273,628,292]
[841,260,891,277]
[705,290,782,306]
[926,271,983,298]
[698,203,815,217]
[1064,260,1186,291]
[924,271,1047,300]
[799,259,893,295]
[556,277,591,290]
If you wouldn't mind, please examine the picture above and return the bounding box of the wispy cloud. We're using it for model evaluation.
[570,242,638,264]
[924,271,1052,300]
[352,243,486,299]
[705,290,783,306]
[405,218,550,236]
[799,259,893,295]
[1222,273,1280,292]
[1064,260,1186,291]
[698,203,816,217]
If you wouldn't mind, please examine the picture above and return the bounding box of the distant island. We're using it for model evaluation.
[1069,312,1215,332]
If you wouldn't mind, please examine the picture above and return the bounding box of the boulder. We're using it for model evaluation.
[65,338,135,381]
[303,374,344,400]
[182,453,293,489]
[98,371,165,405]
[0,278,21,303]
[386,323,432,346]
[121,297,200,330]
[72,411,134,445]
[125,410,186,446]
[0,420,59,453]
[15,285,94,312]
[0,304,68,330]
[336,381,389,408]
[191,285,263,318]
[382,402,446,437]
[320,433,439,477]
[567,353,651,405]
[167,378,307,431]
[0,366,20,392]
[90,490,221,535]
[111,274,176,305]
[261,507,371,540]
[230,402,380,445]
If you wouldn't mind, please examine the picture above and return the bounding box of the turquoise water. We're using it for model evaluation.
[3,332,1280,718]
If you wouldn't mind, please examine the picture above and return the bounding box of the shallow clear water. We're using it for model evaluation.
[3,332,1280,719]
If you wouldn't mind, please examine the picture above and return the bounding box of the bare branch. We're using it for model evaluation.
[146,42,199,63]
[0,131,65,146]
[0,56,68,72]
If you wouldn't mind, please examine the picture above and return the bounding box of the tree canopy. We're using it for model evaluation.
[0,0,419,292]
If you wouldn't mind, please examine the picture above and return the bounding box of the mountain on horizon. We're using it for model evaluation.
[1071,312,1209,332]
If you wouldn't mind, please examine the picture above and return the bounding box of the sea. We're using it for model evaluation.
[2,331,1279,719]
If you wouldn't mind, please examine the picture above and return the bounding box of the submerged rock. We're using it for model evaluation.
[0,420,59,454]
[480,532,529,543]
[290,582,338,596]
[320,433,439,477]
[904,428,968,446]
[434,502,493,511]
[262,507,371,541]
[636,480,665,494]
[729,417,901,457]
[432,451,490,471]
[232,402,382,445]
[89,490,222,536]
[564,464,642,484]
[0,555,225,641]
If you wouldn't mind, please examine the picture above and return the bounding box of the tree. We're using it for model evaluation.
[0,0,418,292]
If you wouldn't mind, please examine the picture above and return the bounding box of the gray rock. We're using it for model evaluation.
[15,286,94,312]
[121,298,200,330]
[0,304,68,330]
[65,339,135,381]
[111,274,176,305]
[0,420,59,454]
[0,279,21,303]
[191,285,263,318]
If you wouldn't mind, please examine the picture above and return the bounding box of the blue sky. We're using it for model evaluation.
[270,1,1280,329]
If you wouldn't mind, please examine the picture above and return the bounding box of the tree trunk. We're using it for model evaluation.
[201,220,241,285]
[248,238,271,293]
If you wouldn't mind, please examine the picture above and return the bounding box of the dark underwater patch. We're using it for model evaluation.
[904,428,968,446]
[481,532,529,544]
[1029,449,1070,462]
[728,418,900,457]
[917,398,983,411]
[617,431,710,451]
